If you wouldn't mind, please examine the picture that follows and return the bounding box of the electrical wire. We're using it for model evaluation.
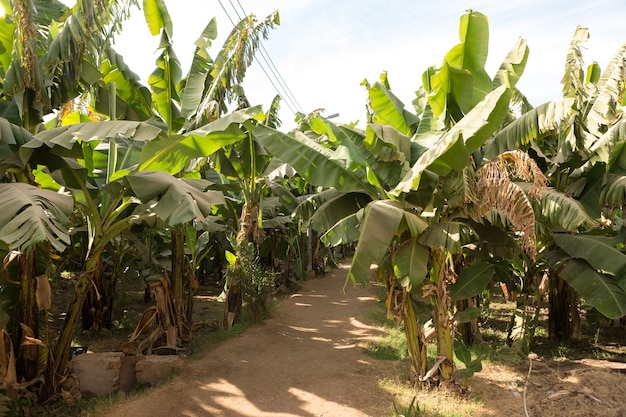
[218,0,303,115]
[233,0,304,113]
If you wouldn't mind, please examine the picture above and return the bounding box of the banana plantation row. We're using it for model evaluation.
[1,0,626,410]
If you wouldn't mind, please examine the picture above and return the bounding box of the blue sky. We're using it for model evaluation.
[113,0,626,130]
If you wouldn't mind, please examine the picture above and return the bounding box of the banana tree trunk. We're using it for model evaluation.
[404,292,428,380]
[171,228,191,339]
[548,272,582,340]
[224,202,261,328]
[81,259,108,331]
[236,202,261,246]
[456,298,483,346]
[44,250,103,399]
[14,253,39,381]
[432,250,454,383]
[171,228,185,302]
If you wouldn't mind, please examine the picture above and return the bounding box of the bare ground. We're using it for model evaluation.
[96,262,395,417]
[91,261,626,417]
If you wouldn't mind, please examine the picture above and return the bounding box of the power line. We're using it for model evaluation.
[232,0,304,113]
[217,0,236,26]
[219,0,304,115]
[226,0,300,114]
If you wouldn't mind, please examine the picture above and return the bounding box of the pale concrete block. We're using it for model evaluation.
[69,352,123,398]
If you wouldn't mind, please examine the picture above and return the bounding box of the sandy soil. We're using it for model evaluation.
[98,262,395,417]
[93,260,626,417]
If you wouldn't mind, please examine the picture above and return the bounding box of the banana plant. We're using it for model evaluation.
[253,10,547,383]
[0,0,138,130]
[480,26,626,340]
[136,0,283,327]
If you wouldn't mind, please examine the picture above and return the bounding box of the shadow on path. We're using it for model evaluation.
[100,262,393,417]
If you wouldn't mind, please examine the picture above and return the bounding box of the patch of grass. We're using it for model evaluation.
[364,325,408,361]
[380,377,482,417]
[187,318,252,361]
[362,294,410,362]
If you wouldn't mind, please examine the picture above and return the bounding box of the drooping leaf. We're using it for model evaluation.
[0,183,73,252]
[453,307,482,324]
[125,171,225,226]
[553,233,626,277]
[34,120,165,149]
[310,115,369,172]
[554,257,626,319]
[320,210,364,247]
[98,58,154,121]
[524,186,595,231]
[482,98,576,160]
[601,174,626,209]
[348,200,428,285]
[393,239,429,291]
[139,106,261,173]
[0,117,36,163]
[450,261,495,301]
[418,221,475,254]
[253,124,374,194]
[310,192,372,233]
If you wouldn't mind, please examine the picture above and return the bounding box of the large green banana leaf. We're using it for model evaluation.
[348,200,428,285]
[0,183,73,252]
[518,184,595,232]
[34,120,165,148]
[0,117,36,162]
[553,233,626,278]
[310,116,369,172]
[358,124,412,189]
[253,124,375,195]
[394,85,511,194]
[449,261,495,301]
[427,10,492,119]
[180,19,218,119]
[189,12,279,128]
[601,174,626,209]
[139,106,262,173]
[144,0,173,38]
[549,255,626,319]
[492,37,529,90]
[97,52,154,121]
[585,43,626,139]
[393,238,429,291]
[366,81,417,135]
[320,210,364,247]
[309,192,372,233]
[571,120,626,176]
[124,170,224,227]
[603,121,626,172]
[418,221,476,254]
[482,98,576,160]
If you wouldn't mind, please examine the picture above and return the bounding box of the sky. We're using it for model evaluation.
[110,0,626,130]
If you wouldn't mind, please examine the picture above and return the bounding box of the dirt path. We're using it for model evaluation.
[99,262,394,417]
